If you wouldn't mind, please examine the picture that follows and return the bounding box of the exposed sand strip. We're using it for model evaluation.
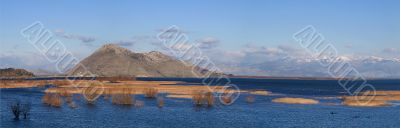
[272,97,319,104]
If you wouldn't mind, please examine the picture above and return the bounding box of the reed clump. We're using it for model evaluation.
[59,88,73,97]
[111,88,134,105]
[192,91,214,107]
[205,92,214,107]
[103,89,111,100]
[192,92,203,106]
[58,89,77,108]
[52,80,70,86]
[144,87,158,98]
[10,101,31,120]
[42,93,63,107]
[83,82,104,104]
[221,95,233,104]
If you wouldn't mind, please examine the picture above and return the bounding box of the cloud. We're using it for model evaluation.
[0,51,85,74]
[0,52,50,69]
[196,37,220,49]
[113,40,136,47]
[204,44,400,78]
[54,29,96,43]
[155,28,191,34]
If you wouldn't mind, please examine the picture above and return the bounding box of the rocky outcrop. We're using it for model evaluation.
[0,68,35,78]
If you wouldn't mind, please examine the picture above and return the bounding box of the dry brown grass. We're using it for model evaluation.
[0,80,48,88]
[38,79,249,108]
[42,93,51,104]
[166,94,192,99]
[340,91,400,107]
[342,99,388,107]
[59,88,73,97]
[44,80,241,97]
[52,80,71,86]
[342,95,400,101]
[42,93,63,107]
[250,90,270,96]
[192,91,204,106]
[221,95,232,104]
[192,91,214,107]
[272,97,319,104]
[65,96,73,103]
[339,90,400,107]
[111,88,134,105]
[144,87,158,98]
[205,92,214,107]
[362,91,400,96]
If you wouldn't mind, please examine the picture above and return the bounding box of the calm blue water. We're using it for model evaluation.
[1,78,400,128]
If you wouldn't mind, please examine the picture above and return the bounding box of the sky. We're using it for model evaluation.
[1,0,399,77]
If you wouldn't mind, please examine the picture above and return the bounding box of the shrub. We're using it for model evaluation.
[42,93,51,104]
[111,88,134,105]
[65,96,73,104]
[204,92,214,107]
[144,88,158,98]
[42,93,63,107]
[49,94,63,107]
[221,95,232,104]
[60,88,72,97]
[192,92,203,106]
[21,103,31,119]
[192,91,214,107]
[10,101,21,120]
[10,101,31,120]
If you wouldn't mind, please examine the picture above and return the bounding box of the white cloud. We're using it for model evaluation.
[54,29,96,43]
[0,52,50,69]
[196,37,220,49]
[113,40,136,47]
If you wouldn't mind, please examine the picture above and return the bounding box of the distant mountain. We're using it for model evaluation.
[216,55,400,78]
[0,68,35,78]
[68,44,216,77]
[30,68,63,77]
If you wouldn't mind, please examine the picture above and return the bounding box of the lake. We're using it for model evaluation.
[1,78,400,128]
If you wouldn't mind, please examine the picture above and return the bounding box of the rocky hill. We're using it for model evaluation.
[0,68,35,78]
[68,44,216,77]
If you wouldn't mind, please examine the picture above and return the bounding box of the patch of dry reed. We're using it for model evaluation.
[144,87,158,98]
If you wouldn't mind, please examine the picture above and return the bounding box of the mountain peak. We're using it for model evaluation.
[97,43,132,55]
[68,44,216,77]
[144,51,171,62]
